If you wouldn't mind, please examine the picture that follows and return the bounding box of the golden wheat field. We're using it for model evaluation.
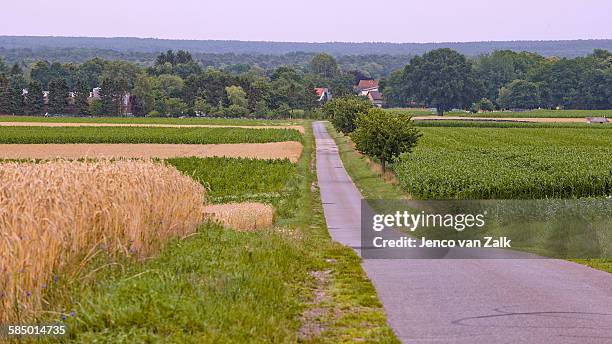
[0,142,304,162]
[204,202,276,231]
[0,160,207,323]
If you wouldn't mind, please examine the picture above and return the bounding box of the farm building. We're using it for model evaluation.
[366,90,384,107]
[356,79,379,96]
[315,87,332,102]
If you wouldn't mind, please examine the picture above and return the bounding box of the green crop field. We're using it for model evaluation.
[466,109,612,118]
[413,120,612,129]
[0,126,302,144]
[394,127,612,199]
[168,157,299,217]
[385,108,438,115]
[386,108,612,118]
[0,115,301,126]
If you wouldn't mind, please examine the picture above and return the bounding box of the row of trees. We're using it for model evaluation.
[324,96,421,172]
[384,49,612,113]
[0,51,368,117]
[2,48,611,117]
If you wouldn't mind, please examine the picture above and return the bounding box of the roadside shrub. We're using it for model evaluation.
[351,108,421,173]
[323,96,373,134]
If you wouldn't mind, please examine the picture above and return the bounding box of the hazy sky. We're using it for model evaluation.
[0,0,610,42]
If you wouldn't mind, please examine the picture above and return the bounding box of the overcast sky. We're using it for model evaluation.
[0,0,610,43]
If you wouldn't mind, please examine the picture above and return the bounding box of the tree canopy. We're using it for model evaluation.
[324,96,374,134]
[351,108,421,173]
[399,49,482,115]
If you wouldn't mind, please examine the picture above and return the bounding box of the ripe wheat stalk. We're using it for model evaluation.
[0,159,207,323]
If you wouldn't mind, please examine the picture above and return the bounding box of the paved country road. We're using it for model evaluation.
[313,121,612,344]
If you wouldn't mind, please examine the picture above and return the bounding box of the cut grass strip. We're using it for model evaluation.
[0,126,302,144]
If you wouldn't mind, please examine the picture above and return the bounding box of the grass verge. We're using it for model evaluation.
[323,122,404,200]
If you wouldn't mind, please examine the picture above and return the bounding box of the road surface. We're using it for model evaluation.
[313,121,612,344]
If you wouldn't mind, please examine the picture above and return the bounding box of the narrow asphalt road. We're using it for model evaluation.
[313,121,612,344]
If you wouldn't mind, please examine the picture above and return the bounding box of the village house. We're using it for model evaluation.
[315,87,332,102]
[356,79,379,96]
[356,79,384,107]
[89,87,132,115]
[367,90,384,108]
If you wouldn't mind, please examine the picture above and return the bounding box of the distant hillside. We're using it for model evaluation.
[1,36,611,57]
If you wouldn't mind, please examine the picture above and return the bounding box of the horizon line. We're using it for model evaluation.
[2,35,611,45]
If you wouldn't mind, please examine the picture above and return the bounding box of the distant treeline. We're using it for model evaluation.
[0,48,409,80]
[0,47,610,119]
[384,49,612,112]
[1,36,610,57]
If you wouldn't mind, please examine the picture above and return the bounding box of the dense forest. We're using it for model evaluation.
[2,36,611,57]
[1,37,611,80]
[0,48,410,80]
[384,49,612,111]
[0,46,610,118]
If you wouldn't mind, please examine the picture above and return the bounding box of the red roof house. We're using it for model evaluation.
[315,87,332,102]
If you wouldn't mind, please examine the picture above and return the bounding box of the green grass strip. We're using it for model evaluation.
[0,126,302,144]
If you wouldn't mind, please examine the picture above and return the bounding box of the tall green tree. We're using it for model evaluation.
[30,61,52,89]
[48,78,70,114]
[323,96,373,134]
[99,76,129,116]
[132,73,158,115]
[310,53,339,78]
[497,80,540,109]
[474,50,543,103]
[0,73,10,113]
[330,72,355,98]
[10,63,23,76]
[225,85,249,117]
[100,76,118,116]
[73,79,90,115]
[8,76,26,114]
[164,98,187,116]
[25,81,44,115]
[351,108,421,173]
[402,48,482,115]
[77,58,106,89]
[225,85,248,108]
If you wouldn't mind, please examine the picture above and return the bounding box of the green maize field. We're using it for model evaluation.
[395,127,612,199]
